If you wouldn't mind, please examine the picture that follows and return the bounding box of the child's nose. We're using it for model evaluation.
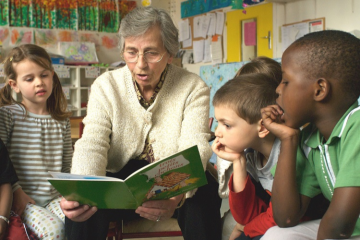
[214,127,221,138]
[35,77,44,86]
[275,85,281,96]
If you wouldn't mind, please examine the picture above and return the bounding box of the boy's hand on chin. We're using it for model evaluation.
[261,105,299,141]
[211,137,245,164]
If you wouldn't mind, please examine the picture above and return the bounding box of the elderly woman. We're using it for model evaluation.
[60,6,221,240]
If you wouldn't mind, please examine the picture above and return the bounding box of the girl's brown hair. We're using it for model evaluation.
[0,44,71,120]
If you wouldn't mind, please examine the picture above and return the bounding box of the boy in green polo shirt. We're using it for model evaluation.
[260,30,360,240]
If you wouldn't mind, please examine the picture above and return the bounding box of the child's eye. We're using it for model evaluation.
[25,78,33,82]
[224,124,231,128]
[41,74,48,78]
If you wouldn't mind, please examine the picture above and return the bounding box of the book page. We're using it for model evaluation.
[48,172,123,181]
[125,145,207,206]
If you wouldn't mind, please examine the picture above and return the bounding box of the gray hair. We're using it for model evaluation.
[118,6,179,57]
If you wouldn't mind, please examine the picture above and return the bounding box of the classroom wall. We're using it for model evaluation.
[176,0,360,74]
[275,0,360,57]
[98,0,171,64]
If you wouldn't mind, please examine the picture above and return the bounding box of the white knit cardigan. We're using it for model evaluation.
[72,64,212,181]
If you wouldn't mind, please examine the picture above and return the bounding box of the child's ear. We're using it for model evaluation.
[257,119,270,138]
[314,78,330,101]
[8,79,20,93]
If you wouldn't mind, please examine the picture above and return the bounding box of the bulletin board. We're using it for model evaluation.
[181,10,224,50]
[281,17,325,52]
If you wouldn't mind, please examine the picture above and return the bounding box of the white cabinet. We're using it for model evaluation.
[0,64,115,117]
[56,66,115,117]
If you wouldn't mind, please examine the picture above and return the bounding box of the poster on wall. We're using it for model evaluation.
[119,0,137,21]
[78,0,98,31]
[98,0,119,33]
[55,0,78,30]
[0,0,9,26]
[31,0,57,29]
[9,0,32,27]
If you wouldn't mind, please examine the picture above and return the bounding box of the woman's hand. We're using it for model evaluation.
[229,223,245,240]
[135,194,183,222]
[60,197,97,222]
[12,188,35,216]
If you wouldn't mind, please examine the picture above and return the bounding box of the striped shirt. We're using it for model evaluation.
[0,104,72,207]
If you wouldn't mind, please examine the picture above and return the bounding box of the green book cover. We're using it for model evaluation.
[48,145,207,209]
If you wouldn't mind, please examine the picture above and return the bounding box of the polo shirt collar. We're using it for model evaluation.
[304,101,359,148]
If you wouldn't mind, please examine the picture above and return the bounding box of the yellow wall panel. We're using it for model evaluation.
[227,3,273,62]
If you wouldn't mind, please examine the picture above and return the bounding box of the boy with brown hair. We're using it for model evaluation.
[212,73,280,240]
[261,30,360,240]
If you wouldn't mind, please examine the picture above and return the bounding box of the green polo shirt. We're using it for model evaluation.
[298,101,360,236]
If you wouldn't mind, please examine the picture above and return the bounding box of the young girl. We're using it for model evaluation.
[0,44,72,239]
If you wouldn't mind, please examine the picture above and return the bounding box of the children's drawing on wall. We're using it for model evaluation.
[79,32,100,49]
[9,0,32,27]
[10,28,33,46]
[55,0,77,30]
[118,0,137,21]
[78,0,98,31]
[0,27,10,46]
[100,33,118,50]
[34,29,57,50]
[0,0,9,26]
[31,0,56,29]
[98,0,119,33]
[58,30,78,42]
[59,41,99,64]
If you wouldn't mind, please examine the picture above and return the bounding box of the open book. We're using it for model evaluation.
[48,145,207,209]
